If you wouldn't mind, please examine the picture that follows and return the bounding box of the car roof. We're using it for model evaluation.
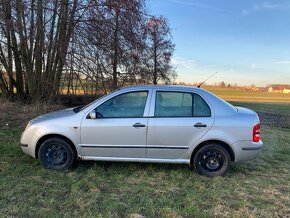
[119,84,200,92]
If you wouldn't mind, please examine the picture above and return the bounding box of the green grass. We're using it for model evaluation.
[230,102,290,116]
[1,126,290,217]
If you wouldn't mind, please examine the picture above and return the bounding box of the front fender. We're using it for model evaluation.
[20,124,81,158]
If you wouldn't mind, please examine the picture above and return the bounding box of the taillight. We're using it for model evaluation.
[253,124,261,142]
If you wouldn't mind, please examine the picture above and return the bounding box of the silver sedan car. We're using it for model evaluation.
[20,85,263,176]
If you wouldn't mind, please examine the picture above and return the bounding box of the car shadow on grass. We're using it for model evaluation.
[72,159,262,179]
[74,160,190,172]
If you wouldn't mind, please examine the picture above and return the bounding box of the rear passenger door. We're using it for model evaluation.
[146,90,214,159]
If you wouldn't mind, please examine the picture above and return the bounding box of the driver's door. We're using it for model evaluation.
[80,91,150,158]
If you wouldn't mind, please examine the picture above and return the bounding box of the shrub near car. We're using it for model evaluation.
[20,85,263,176]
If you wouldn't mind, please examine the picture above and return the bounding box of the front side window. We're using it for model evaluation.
[155,91,211,117]
[95,91,148,118]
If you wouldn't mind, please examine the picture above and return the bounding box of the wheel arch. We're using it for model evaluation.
[190,140,235,165]
[35,134,77,159]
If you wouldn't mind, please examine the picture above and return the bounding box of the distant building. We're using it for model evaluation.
[267,84,290,94]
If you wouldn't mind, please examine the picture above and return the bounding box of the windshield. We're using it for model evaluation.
[73,90,118,113]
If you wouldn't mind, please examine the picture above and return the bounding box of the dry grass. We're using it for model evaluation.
[0,98,64,129]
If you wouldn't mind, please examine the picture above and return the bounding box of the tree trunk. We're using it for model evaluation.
[0,70,9,97]
[153,34,157,85]
[112,10,119,90]
[153,44,157,85]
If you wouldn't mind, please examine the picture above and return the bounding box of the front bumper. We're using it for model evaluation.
[233,140,263,162]
[20,131,38,158]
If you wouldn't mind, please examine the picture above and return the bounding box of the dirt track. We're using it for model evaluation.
[257,112,290,128]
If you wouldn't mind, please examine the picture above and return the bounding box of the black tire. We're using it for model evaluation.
[38,137,76,170]
[193,144,230,177]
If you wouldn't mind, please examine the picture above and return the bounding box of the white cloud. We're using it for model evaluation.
[171,57,197,70]
[273,61,290,64]
[169,0,228,13]
[241,9,249,17]
[253,2,290,10]
[261,3,281,9]
[229,68,235,74]
[241,2,290,17]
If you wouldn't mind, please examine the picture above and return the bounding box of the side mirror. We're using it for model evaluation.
[89,110,96,119]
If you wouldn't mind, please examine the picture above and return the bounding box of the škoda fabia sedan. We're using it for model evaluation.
[20,85,263,176]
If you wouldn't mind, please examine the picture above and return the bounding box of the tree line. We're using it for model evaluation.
[0,0,175,102]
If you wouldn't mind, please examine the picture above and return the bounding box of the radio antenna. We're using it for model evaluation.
[197,72,218,88]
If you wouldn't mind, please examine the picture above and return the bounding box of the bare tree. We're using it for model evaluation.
[0,1,177,101]
[145,16,175,84]
[0,0,80,101]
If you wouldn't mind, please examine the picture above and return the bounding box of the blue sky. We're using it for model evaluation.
[148,0,290,86]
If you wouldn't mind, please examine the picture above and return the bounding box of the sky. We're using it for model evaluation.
[148,0,290,86]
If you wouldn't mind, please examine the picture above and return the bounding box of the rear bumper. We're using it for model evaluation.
[242,146,262,151]
[233,140,263,162]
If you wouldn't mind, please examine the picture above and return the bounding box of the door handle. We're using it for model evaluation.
[133,123,146,128]
[194,123,207,128]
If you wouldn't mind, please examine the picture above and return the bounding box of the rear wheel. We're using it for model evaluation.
[38,137,76,170]
[193,144,230,177]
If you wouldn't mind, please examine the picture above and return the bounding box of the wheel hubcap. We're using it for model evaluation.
[200,150,224,172]
[45,144,67,166]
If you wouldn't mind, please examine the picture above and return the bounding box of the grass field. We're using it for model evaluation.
[1,127,290,217]
[206,86,290,103]
[230,101,290,116]
[0,100,290,217]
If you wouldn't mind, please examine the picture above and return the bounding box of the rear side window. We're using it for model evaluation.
[193,94,211,117]
[155,91,211,117]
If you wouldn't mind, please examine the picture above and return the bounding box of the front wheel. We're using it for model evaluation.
[38,137,76,170]
[193,144,230,177]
